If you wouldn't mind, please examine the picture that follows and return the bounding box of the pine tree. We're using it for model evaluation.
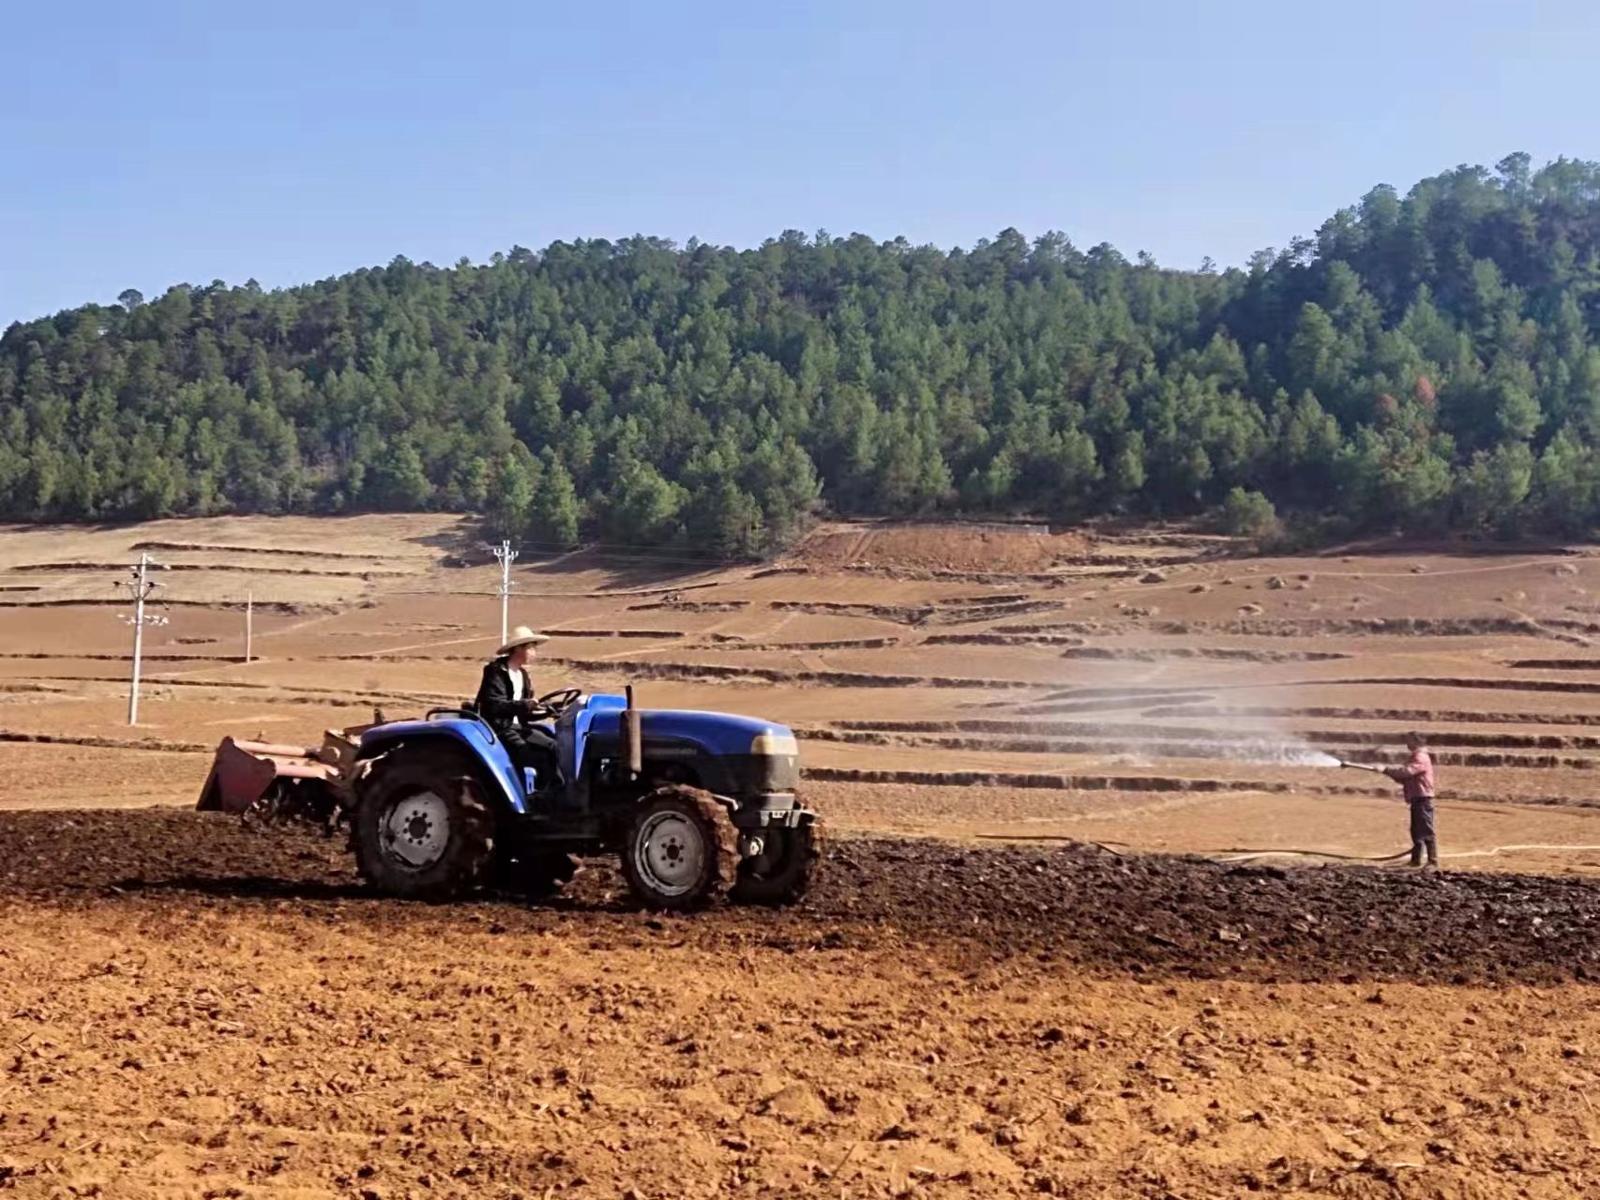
[529,453,580,549]
[484,452,535,538]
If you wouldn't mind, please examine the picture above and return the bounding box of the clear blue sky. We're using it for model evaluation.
[4,0,1599,326]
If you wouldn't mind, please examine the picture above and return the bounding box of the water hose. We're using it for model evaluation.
[1215,843,1600,864]
[1338,760,1389,775]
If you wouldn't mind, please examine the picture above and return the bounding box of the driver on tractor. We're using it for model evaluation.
[474,625,560,794]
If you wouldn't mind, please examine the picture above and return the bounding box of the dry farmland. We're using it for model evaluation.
[4,515,1600,1198]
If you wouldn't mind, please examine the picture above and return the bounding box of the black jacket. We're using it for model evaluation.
[474,657,535,742]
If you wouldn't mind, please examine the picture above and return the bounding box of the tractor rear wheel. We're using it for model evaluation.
[353,747,494,900]
[731,822,820,906]
[620,787,738,911]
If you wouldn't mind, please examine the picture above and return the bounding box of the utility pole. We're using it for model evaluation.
[245,591,253,664]
[119,552,167,725]
[492,540,518,645]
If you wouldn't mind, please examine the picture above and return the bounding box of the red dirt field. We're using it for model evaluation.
[5,516,1600,1197]
[6,812,1600,1200]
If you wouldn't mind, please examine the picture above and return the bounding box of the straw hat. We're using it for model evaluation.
[497,625,550,655]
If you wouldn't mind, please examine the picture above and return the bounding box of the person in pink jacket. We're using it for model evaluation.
[1386,732,1437,867]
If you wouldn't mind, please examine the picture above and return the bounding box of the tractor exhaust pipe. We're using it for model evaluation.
[623,685,643,779]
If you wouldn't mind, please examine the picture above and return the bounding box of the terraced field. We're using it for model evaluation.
[4,515,1600,871]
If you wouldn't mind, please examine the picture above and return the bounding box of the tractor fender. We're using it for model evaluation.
[354,718,527,816]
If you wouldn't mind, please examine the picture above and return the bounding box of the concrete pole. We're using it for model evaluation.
[493,539,518,645]
[128,553,149,725]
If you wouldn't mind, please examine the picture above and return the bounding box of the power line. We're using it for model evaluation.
[0,539,767,575]
[505,543,763,568]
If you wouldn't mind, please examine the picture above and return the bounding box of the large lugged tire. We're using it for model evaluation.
[731,821,821,906]
[353,747,495,899]
[620,786,738,911]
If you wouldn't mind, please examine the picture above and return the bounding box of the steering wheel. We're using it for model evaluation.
[528,687,583,720]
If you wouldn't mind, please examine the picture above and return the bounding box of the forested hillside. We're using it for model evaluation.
[5,153,1600,554]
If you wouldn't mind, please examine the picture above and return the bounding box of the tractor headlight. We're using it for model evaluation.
[746,730,800,794]
[749,731,799,757]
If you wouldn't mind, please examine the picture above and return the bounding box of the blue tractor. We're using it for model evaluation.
[197,686,819,909]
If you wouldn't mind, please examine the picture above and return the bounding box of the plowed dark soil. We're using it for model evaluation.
[8,809,1599,987]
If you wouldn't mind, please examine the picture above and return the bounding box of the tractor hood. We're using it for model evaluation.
[587,707,796,757]
[581,704,800,800]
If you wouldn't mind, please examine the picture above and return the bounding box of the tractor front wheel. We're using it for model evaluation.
[353,748,494,899]
[731,822,820,906]
[620,787,737,911]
